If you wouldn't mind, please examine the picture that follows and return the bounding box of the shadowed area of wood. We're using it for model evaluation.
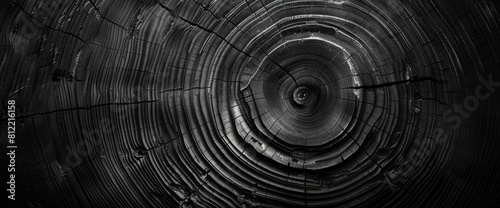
[1,0,500,207]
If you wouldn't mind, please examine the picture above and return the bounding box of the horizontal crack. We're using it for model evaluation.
[157,86,209,93]
[344,76,444,90]
[5,100,157,121]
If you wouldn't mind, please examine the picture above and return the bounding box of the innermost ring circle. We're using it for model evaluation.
[293,86,311,105]
[297,89,308,101]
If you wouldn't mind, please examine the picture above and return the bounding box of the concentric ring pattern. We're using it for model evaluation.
[1,0,500,207]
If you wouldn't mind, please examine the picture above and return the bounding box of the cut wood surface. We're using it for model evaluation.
[1,0,500,207]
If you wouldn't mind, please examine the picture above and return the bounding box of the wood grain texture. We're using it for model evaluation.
[1,0,500,207]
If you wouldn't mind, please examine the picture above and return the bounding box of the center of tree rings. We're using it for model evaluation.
[293,86,310,105]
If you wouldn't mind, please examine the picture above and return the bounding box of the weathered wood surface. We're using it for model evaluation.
[1,0,500,207]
